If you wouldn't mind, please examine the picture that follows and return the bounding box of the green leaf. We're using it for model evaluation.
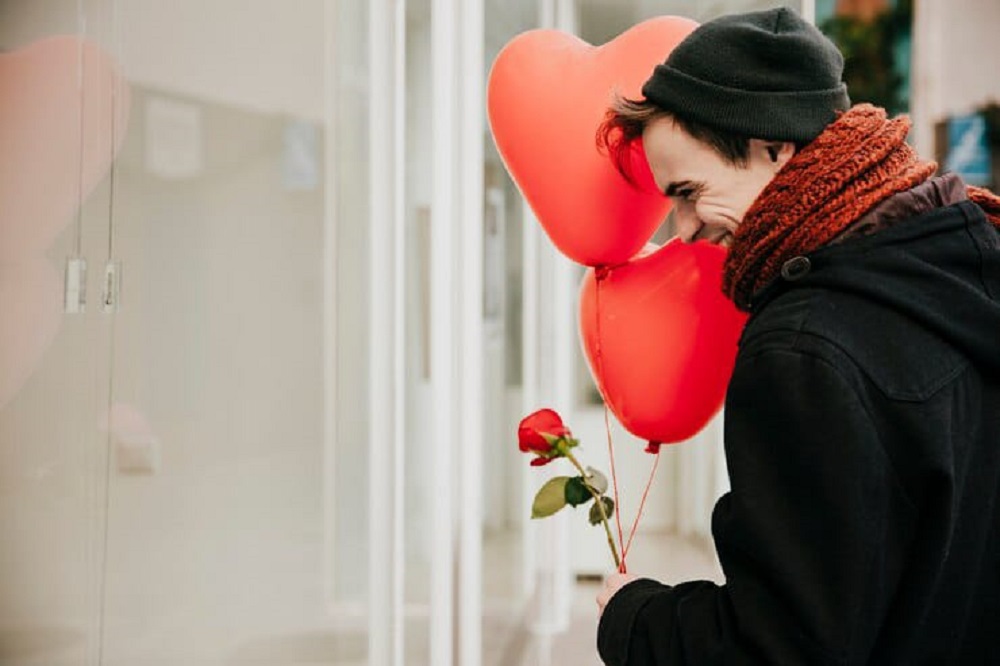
[531,477,569,519]
[588,496,615,526]
[564,476,591,507]
[584,467,608,495]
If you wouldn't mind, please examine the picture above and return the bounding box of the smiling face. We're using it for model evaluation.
[642,116,795,247]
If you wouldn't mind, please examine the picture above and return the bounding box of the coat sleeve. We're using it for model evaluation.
[597,347,915,666]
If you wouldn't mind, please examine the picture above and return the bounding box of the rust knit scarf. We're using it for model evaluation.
[723,104,1000,312]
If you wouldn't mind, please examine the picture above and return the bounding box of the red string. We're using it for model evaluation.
[603,403,627,572]
[595,271,663,572]
[595,270,627,571]
[622,444,662,562]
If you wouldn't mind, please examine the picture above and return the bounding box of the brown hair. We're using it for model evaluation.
[596,95,752,185]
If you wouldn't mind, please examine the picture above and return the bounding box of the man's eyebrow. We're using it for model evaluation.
[664,180,699,197]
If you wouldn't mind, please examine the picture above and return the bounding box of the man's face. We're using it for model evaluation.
[642,116,792,247]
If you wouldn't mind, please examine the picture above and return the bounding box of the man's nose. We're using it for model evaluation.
[671,202,700,243]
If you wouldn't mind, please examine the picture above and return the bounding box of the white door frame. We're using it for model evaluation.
[456,2,486,665]
[429,0,486,664]
[363,0,486,664]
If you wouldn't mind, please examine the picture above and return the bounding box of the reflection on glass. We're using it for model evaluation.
[1,1,369,664]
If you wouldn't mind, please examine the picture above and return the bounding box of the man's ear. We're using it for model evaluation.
[767,141,795,169]
[757,140,796,169]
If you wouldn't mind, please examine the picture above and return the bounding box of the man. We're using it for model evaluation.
[595,6,1000,665]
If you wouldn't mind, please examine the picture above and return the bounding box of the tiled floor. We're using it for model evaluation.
[0,529,719,665]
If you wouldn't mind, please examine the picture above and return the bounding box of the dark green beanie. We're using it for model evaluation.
[640,6,850,143]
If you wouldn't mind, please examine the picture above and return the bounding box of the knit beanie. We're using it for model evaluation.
[641,6,851,143]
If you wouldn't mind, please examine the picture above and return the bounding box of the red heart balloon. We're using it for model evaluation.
[0,36,130,260]
[579,239,748,444]
[0,37,129,411]
[487,17,697,267]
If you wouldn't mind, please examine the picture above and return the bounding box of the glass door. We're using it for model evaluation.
[95,1,360,664]
[0,1,378,664]
[0,2,119,663]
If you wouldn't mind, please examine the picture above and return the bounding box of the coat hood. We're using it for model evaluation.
[752,200,1000,377]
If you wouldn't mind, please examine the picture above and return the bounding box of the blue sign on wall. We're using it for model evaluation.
[945,113,992,186]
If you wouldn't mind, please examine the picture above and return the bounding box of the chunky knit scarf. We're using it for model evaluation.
[723,104,1000,312]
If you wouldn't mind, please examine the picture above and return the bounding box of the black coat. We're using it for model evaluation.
[598,199,1000,665]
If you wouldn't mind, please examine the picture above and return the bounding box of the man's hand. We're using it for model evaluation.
[597,572,639,615]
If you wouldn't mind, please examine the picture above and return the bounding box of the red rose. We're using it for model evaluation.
[517,407,620,568]
[518,408,571,466]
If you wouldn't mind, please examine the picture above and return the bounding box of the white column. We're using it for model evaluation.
[525,205,574,633]
[521,199,541,599]
[910,0,944,159]
[458,0,485,664]
[428,0,488,661]
[430,0,457,663]
[713,410,730,502]
[368,0,406,663]
[800,0,816,24]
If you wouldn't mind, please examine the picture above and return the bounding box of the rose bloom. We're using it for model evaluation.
[518,408,570,466]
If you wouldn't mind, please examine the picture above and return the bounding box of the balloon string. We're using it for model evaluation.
[622,444,662,562]
[595,270,627,572]
[603,403,627,572]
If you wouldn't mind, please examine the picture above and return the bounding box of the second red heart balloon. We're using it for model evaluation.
[579,239,748,444]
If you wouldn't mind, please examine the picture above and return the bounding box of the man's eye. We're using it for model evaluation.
[675,189,694,200]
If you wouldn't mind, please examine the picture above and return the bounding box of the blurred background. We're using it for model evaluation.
[0,0,997,664]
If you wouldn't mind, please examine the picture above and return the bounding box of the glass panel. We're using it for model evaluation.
[0,1,371,664]
[99,1,374,662]
[0,2,117,664]
[331,0,372,663]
